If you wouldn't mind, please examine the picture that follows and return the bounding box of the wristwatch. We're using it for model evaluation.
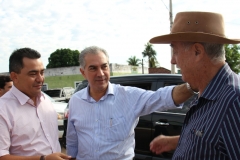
[186,83,199,94]
[40,156,45,160]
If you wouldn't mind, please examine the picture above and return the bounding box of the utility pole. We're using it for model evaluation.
[169,0,175,74]
[142,59,144,74]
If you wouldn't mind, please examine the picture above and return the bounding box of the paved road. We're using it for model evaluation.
[61,146,66,154]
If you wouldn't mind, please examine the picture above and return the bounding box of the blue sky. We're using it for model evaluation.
[0,0,239,73]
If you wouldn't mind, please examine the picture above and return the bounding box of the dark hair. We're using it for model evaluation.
[9,48,41,73]
[0,75,12,89]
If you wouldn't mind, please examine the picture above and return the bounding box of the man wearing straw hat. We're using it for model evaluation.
[149,11,240,159]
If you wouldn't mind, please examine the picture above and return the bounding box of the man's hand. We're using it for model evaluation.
[150,135,180,154]
[0,153,72,160]
[45,153,71,160]
[172,83,195,105]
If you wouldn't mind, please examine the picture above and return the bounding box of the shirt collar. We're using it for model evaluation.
[200,63,232,101]
[11,85,44,106]
[82,82,114,101]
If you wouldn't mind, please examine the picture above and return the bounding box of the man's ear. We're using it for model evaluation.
[80,68,86,79]
[10,72,18,83]
[193,43,205,60]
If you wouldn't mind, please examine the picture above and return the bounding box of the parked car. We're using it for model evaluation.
[62,74,196,159]
[42,92,67,142]
[43,87,74,102]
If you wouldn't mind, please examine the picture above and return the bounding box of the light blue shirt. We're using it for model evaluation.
[67,83,177,160]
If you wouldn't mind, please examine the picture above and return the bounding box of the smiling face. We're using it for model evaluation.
[11,57,44,100]
[80,51,110,94]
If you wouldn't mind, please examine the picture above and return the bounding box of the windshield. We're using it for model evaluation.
[42,92,55,102]
[44,89,61,97]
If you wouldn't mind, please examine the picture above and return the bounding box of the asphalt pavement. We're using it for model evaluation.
[61,146,66,154]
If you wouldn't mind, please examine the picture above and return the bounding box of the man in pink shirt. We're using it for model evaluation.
[0,48,71,160]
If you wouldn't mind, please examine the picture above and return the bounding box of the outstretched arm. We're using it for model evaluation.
[172,83,195,105]
[150,135,180,154]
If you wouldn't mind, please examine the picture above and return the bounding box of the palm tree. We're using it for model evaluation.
[149,57,159,68]
[142,42,157,68]
[127,56,141,66]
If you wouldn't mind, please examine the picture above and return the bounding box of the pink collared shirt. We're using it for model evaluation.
[0,85,61,156]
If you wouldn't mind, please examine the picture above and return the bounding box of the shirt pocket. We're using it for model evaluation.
[104,116,127,142]
[13,115,42,140]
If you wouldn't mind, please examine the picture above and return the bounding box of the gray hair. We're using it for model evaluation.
[182,42,225,62]
[79,46,109,69]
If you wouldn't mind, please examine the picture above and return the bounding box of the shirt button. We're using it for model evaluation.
[96,119,98,122]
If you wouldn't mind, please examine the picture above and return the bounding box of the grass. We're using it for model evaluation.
[44,72,136,89]
[44,75,85,89]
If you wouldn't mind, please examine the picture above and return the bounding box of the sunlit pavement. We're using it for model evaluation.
[61,146,66,154]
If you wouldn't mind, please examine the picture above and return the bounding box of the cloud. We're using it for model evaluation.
[0,0,239,73]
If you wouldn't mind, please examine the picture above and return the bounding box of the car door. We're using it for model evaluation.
[132,80,195,160]
[114,80,158,160]
[150,81,196,160]
[151,112,185,159]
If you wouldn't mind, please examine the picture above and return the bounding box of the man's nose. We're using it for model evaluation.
[36,73,44,82]
[171,56,176,65]
[97,68,104,76]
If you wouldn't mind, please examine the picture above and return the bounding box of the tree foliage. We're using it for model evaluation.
[127,56,141,66]
[142,42,158,68]
[46,48,80,68]
[149,57,159,68]
[225,44,240,74]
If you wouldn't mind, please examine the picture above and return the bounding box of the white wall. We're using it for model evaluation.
[44,66,80,77]
[43,63,148,77]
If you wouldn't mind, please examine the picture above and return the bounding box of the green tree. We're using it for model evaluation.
[142,42,158,68]
[127,56,141,66]
[149,57,160,68]
[225,44,240,74]
[46,48,80,68]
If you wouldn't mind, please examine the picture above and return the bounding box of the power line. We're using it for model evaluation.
[161,0,169,11]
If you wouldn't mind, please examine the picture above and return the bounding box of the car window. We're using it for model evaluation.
[119,82,152,90]
[44,89,61,97]
[74,81,88,93]
[66,81,88,109]
[166,95,196,113]
[163,82,197,114]
[164,82,182,86]
[42,92,55,102]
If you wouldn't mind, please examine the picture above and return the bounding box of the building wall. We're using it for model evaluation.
[43,63,149,77]
[110,63,148,75]
[1,65,172,77]
[44,66,80,77]
[0,72,9,75]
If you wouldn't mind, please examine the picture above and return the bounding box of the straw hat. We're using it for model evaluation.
[150,11,240,44]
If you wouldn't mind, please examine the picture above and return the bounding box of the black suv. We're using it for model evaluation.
[62,74,195,160]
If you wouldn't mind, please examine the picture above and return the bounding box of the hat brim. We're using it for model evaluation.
[149,32,240,44]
